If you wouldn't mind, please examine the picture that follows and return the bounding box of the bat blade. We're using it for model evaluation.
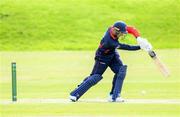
[148,51,170,78]
[153,56,170,77]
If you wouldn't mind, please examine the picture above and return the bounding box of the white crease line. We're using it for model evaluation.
[1,98,180,104]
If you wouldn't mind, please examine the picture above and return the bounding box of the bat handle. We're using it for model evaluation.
[148,50,156,58]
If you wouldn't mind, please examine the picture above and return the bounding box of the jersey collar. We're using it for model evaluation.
[109,27,117,40]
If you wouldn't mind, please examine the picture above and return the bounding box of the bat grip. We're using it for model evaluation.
[148,50,156,58]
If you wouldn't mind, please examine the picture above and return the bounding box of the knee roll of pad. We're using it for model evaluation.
[87,74,103,85]
[117,65,127,80]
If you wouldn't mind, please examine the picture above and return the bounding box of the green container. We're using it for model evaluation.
[12,62,17,101]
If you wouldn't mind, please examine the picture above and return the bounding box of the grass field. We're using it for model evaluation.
[0,49,180,117]
[1,0,180,116]
[0,0,180,50]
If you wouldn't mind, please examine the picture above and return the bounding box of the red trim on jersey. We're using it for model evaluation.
[109,27,116,39]
[104,49,110,54]
[99,43,103,48]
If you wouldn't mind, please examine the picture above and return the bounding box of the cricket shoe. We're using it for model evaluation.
[69,95,77,102]
[108,94,125,102]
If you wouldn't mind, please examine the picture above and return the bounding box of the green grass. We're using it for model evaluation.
[0,0,180,50]
[0,49,180,116]
[1,104,180,117]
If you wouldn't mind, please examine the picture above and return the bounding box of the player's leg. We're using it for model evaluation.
[70,60,108,101]
[109,74,117,95]
[109,53,127,102]
[74,60,108,89]
[109,53,123,95]
[70,74,102,101]
[111,65,127,101]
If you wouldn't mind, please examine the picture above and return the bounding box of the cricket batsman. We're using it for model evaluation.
[69,21,152,102]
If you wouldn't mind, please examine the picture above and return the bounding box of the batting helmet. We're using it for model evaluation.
[113,21,127,34]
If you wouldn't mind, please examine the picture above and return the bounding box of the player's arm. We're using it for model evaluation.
[116,26,141,50]
[126,26,152,52]
[126,26,140,38]
[117,43,140,51]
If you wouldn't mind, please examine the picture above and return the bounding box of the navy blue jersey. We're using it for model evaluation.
[95,27,140,63]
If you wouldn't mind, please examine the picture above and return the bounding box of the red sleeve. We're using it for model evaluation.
[126,26,140,38]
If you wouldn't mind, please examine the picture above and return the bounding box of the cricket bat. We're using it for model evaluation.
[148,50,170,77]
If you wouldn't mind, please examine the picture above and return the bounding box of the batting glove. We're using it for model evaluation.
[137,37,152,52]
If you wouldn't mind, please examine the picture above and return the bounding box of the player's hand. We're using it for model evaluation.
[137,37,152,52]
[144,42,152,52]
